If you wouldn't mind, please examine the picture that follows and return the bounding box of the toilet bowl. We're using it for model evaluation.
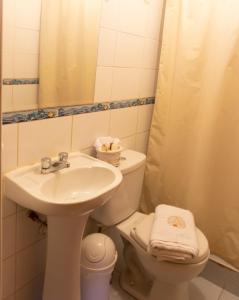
[116,212,209,300]
[91,150,210,300]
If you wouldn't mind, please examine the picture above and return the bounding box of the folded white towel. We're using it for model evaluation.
[148,204,199,262]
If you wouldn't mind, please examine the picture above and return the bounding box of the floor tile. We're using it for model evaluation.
[223,283,239,299]
[220,290,239,300]
[109,260,239,300]
[222,270,239,295]
[110,271,135,300]
[201,260,227,287]
[189,277,223,300]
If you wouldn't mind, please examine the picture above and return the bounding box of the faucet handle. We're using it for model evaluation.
[58,152,68,162]
[41,157,52,170]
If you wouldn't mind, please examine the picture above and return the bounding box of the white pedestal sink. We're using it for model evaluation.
[4,153,122,300]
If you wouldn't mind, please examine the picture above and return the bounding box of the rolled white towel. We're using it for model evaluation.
[148,204,199,262]
[94,136,120,151]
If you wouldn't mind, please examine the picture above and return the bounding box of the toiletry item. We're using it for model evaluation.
[94,137,122,166]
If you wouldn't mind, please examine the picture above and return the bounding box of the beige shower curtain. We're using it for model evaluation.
[39,0,101,107]
[142,0,239,268]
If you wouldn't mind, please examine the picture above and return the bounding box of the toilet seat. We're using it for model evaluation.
[117,212,209,264]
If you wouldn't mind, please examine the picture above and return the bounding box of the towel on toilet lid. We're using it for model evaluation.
[148,204,199,262]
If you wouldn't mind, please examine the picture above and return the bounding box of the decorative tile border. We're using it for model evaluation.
[3,97,155,125]
[3,78,39,85]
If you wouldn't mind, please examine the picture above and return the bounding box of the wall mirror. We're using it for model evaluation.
[2,0,102,113]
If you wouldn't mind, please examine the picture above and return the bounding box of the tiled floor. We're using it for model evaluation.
[110,272,135,300]
[110,261,239,300]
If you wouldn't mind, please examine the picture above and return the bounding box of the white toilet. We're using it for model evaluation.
[92,150,210,300]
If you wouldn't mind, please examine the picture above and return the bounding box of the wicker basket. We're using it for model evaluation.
[96,147,122,167]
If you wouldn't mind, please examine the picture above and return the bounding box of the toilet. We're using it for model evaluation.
[91,150,209,300]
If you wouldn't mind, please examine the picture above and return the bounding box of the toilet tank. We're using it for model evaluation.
[91,150,146,226]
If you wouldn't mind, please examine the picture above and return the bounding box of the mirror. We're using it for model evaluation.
[39,0,101,108]
[2,0,102,112]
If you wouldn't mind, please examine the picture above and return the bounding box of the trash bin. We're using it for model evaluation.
[81,233,118,300]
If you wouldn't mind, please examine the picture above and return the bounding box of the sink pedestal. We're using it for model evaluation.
[43,214,90,300]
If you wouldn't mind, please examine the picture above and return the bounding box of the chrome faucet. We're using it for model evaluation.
[41,152,70,174]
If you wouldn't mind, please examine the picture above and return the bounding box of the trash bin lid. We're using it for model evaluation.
[81,233,117,269]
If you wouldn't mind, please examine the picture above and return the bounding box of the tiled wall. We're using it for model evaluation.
[2,104,154,299]
[2,0,41,112]
[1,0,164,299]
[94,0,163,102]
[2,0,163,112]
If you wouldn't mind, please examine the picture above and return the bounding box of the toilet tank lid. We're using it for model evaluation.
[119,150,146,174]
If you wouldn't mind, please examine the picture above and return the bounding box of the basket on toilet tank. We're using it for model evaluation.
[96,147,122,167]
[95,137,122,167]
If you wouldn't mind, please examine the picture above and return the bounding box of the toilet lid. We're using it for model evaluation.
[130,213,209,264]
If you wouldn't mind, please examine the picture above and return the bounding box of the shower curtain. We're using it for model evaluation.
[142,0,239,268]
[39,0,101,107]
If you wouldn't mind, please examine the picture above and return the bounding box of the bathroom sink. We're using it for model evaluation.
[4,152,122,300]
[4,152,122,215]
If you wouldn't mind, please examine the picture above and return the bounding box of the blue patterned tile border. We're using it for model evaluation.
[3,78,39,85]
[3,97,155,125]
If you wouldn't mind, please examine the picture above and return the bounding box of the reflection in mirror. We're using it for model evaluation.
[39,0,102,107]
[2,0,162,115]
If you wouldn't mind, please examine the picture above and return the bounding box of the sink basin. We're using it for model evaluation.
[4,152,122,215]
[4,152,122,300]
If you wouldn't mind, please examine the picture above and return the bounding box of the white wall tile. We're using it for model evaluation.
[115,33,144,68]
[15,0,41,30]
[97,29,117,66]
[16,239,46,290]
[80,146,95,157]
[110,107,138,138]
[14,28,39,54]
[18,116,72,166]
[135,131,149,154]
[14,53,39,78]
[17,205,25,213]
[16,210,45,252]
[3,197,17,218]
[2,124,18,172]
[111,68,140,100]
[2,27,14,53]
[145,0,164,39]
[2,86,13,113]
[94,67,113,102]
[2,51,14,78]
[121,135,136,150]
[15,274,44,300]
[142,38,159,69]
[12,85,38,111]
[139,69,157,98]
[3,256,16,298]
[118,0,148,36]
[137,104,154,133]
[2,0,16,29]
[101,0,120,30]
[72,111,110,151]
[4,295,15,300]
[3,215,16,259]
